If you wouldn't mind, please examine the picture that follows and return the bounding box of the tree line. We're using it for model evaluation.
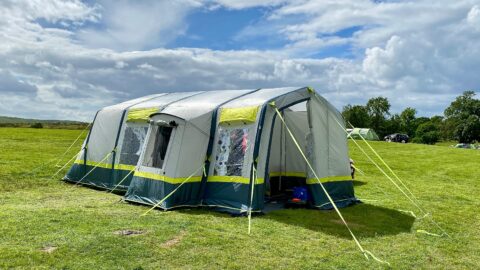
[342,91,480,144]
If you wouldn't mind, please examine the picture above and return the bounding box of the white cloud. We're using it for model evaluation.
[207,0,285,10]
[0,0,479,121]
[77,0,202,51]
[0,0,100,24]
[467,5,480,30]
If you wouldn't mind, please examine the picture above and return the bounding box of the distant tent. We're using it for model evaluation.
[64,87,358,214]
[454,143,477,149]
[348,128,380,141]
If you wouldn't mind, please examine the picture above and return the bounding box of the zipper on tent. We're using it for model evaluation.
[109,110,127,185]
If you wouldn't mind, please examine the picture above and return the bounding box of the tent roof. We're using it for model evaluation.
[108,87,308,121]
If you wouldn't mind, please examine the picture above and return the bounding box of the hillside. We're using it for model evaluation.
[0,115,86,124]
[0,115,88,129]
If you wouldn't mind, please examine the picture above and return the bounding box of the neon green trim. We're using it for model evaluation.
[127,107,158,123]
[207,175,264,184]
[306,175,351,184]
[74,160,135,171]
[134,171,202,184]
[219,106,259,125]
[269,171,306,177]
[116,164,136,171]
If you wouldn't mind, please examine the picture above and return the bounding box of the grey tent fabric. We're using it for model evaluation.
[65,87,358,213]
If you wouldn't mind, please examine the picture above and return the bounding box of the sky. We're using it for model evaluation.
[0,0,479,121]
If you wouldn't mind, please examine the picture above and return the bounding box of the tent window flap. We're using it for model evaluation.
[127,107,158,123]
[219,106,259,125]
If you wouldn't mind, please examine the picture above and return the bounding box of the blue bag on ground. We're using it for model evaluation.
[293,186,309,201]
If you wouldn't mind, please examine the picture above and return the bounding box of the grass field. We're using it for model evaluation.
[1,127,479,269]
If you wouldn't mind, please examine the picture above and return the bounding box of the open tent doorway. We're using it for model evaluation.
[265,101,310,209]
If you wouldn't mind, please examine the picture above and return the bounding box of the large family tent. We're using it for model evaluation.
[347,128,380,141]
[64,87,357,214]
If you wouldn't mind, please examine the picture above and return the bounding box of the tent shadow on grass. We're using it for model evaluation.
[262,203,415,239]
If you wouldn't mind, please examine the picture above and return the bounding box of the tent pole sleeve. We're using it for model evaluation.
[110,110,127,179]
[248,165,256,234]
[83,110,99,176]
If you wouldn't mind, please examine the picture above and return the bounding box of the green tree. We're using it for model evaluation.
[445,91,480,119]
[455,115,480,143]
[400,107,417,136]
[414,122,440,144]
[342,105,370,128]
[366,97,391,137]
[384,114,401,137]
[444,91,480,143]
[412,117,430,133]
[30,123,43,129]
[441,118,457,140]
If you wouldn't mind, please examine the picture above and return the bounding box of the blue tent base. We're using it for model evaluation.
[123,194,360,215]
[62,177,129,195]
[63,163,134,193]
[64,169,359,215]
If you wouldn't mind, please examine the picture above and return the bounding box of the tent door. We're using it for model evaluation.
[135,116,180,177]
[265,101,309,203]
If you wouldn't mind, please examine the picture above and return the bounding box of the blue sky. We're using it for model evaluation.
[0,0,479,120]
[171,7,281,50]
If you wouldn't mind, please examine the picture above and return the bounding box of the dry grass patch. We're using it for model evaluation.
[160,230,187,248]
[113,229,146,236]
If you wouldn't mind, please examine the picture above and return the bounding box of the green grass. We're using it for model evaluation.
[433,140,458,147]
[1,127,479,269]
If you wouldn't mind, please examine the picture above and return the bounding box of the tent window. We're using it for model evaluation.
[119,125,148,165]
[143,126,173,168]
[214,127,249,176]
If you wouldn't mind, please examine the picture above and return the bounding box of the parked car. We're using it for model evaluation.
[384,133,409,143]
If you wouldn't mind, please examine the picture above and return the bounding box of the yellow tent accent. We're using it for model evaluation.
[134,171,202,184]
[306,175,351,184]
[127,107,158,123]
[219,106,259,125]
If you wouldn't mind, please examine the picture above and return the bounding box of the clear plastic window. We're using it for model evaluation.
[119,125,148,165]
[214,127,249,176]
[143,126,173,168]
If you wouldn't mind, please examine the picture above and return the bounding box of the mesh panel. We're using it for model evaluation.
[214,127,249,176]
[119,125,148,165]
